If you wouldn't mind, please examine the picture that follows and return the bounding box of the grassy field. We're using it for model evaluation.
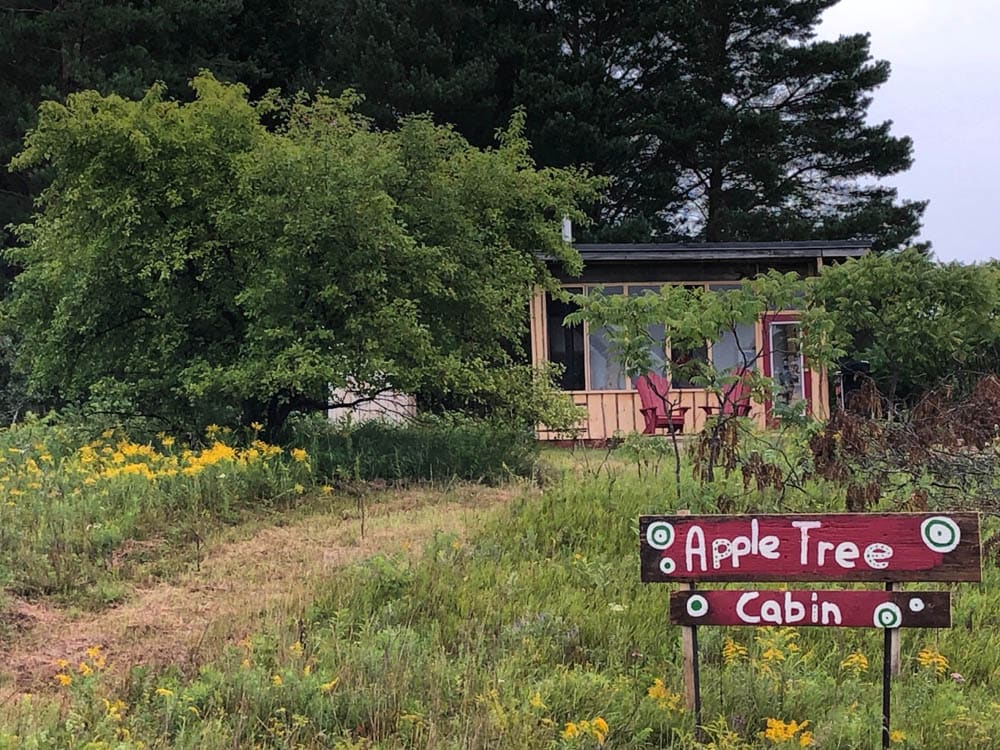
[0,430,997,748]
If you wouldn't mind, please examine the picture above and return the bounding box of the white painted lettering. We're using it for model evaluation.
[686,526,707,572]
[817,540,835,566]
[731,535,752,567]
[760,599,782,623]
[736,592,760,623]
[835,541,860,568]
[864,543,894,570]
[792,520,822,565]
[821,602,843,625]
[784,591,805,623]
[759,534,780,559]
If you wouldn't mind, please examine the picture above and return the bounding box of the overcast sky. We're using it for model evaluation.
[817,0,999,263]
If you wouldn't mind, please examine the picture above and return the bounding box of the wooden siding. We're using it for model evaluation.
[536,390,769,442]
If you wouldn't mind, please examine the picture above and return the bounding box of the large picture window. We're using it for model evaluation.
[544,283,763,392]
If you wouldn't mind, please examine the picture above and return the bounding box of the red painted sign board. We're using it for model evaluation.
[670,590,951,628]
[640,513,981,583]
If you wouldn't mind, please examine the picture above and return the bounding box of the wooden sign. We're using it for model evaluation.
[640,513,981,583]
[670,590,951,628]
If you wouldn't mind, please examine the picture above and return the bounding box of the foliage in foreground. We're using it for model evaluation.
[293,413,538,485]
[0,413,532,607]
[0,417,313,605]
[6,73,600,434]
[5,442,999,748]
[805,249,1000,402]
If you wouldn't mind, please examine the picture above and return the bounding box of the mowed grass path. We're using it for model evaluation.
[0,484,518,692]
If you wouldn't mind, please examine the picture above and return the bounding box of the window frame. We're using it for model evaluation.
[545,282,762,393]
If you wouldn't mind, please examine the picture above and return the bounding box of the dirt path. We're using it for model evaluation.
[0,485,518,692]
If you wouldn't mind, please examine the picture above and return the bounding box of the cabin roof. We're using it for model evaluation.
[570,239,871,263]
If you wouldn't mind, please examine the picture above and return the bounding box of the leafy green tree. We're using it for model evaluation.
[5,74,600,433]
[805,248,1000,401]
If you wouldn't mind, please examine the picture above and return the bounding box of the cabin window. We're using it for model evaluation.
[587,286,627,390]
[544,282,765,391]
[769,322,805,405]
[712,323,757,373]
[545,290,586,390]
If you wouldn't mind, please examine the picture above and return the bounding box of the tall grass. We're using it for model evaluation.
[3,445,999,747]
[291,413,539,484]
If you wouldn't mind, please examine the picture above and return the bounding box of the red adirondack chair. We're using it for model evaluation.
[634,372,690,434]
[700,368,753,417]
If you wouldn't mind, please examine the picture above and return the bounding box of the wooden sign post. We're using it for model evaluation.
[639,513,981,748]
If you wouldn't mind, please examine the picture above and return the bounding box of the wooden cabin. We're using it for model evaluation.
[529,240,870,442]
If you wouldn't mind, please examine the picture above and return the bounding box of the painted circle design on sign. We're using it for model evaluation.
[659,557,676,575]
[920,516,961,553]
[873,602,902,628]
[686,594,709,618]
[646,521,675,550]
[909,597,925,613]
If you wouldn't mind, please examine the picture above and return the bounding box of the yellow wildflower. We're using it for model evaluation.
[761,718,810,744]
[55,659,69,669]
[293,483,305,494]
[840,650,869,675]
[103,698,127,722]
[722,636,748,666]
[917,645,949,675]
[271,674,283,687]
[529,691,547,709]
[250,422,263,432]
[78,662,93,677]
[562,718,608,745]
[291,448,309,463]
[155,687,175,697]
[890,729,906,743]
[592,717,609,744]
[54,673,72,687]
[320,678,339,693]
[161,435,175,449]
[647,678,683,712]
[799,730,815,746]
[290,641,303,654]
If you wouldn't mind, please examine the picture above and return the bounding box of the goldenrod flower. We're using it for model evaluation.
[761,718,810,744]
[647,678,684,712]
[103,698,127,722]
[840,650,869,675]
[917,646,949,676]
[722,636,748,666]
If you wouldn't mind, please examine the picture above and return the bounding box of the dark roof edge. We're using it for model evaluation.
[567,239,871,263]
